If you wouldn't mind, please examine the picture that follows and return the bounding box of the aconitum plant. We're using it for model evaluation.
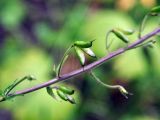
[1,6,160,104]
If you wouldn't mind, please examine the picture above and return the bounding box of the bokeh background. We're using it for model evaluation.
[0,0,160,120]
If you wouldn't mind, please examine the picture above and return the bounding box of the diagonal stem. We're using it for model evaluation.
[2,27,160,101]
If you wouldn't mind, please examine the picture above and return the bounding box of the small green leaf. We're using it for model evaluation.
[82,48,96,58]
[74,40,95,48]
[56,90,68,101]
[58,86,74,95]
[112,29,129,43]
[46,87,57,100]
[66,95,76,104]
[74,46,85,66]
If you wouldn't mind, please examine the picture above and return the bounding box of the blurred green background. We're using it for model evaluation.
[0,0,160,120]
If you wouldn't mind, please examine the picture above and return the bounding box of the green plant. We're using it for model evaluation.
[0,6,160,104]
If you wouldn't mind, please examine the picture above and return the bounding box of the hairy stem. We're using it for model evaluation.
[2,27,160,102]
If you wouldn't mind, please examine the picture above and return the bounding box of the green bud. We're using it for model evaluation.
[150,6,160,13]
[58,86,74,95]
[115,28,134,35]
[67,95,76,104]
[46,87,57,100]
[74,40,95,48]
[26,75,36,81]
[146,43,154,48]
[82,48,96,58]
[0,96,5,102]
[143,39,156,48]
[112,29,129,43]
[118,86,132,99]
[74,46,85,66]
[57,90,68,101]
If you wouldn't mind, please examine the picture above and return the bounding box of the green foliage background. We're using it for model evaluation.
[0,0,160,120]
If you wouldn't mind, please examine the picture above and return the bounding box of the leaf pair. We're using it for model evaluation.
[46,86,75,104]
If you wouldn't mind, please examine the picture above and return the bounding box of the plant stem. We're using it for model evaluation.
[90,71,121,89]
[138,13,149,38]
[2,27,160,101]
[4,76,28,96]
[57,45,73,77]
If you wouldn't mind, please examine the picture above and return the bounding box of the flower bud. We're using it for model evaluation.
[112,29,129,43]
[57,90,68,101]
[74,46,85,66]
[26,75,36,81]
[118,86,132,99]
[82,48,96,58]
[58,86,74,95]
[67,95,76,104]
[115,28,134,35]
[74,40,95,48]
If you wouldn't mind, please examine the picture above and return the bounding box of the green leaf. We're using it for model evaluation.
[58,86,74,95]
[82,48,96,58]
[74,46,85,66]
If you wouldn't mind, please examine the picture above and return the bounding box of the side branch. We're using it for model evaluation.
[6,27,160,99]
